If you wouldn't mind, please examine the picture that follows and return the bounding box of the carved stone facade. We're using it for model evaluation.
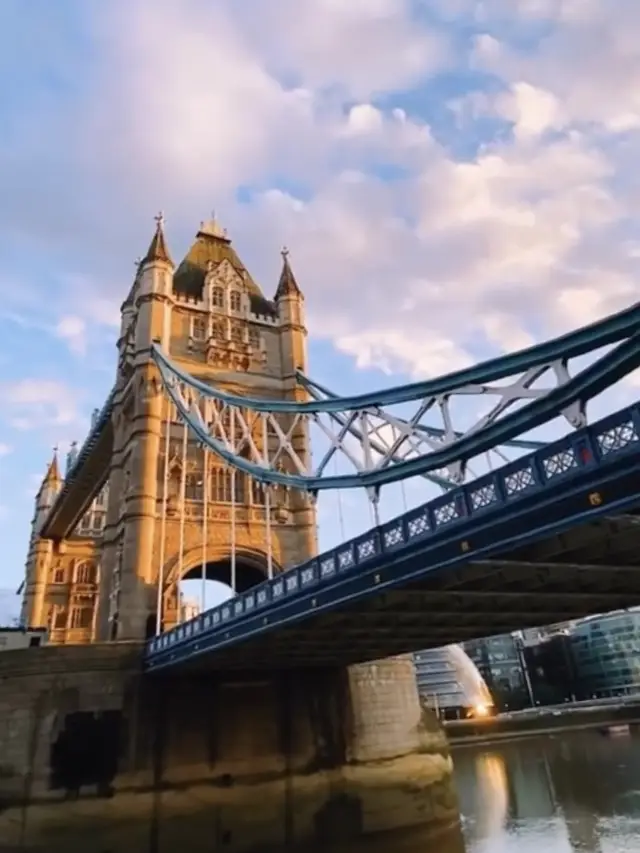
[20,455,105,644]
[21,216,315,643]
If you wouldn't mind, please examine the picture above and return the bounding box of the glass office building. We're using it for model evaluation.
[569,608,640,699]
[464,633,531,710]
[414,645,493,719]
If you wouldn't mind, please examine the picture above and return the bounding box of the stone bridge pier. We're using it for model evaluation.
[0,645,464,852]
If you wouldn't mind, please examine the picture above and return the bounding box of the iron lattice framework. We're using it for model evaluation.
[151,301,640,494]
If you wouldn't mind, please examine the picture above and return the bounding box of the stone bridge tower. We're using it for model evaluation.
[97,215,317,641]
[21,448,107,643]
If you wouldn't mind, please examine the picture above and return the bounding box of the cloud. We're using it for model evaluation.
[494,83,565,141]
[55,315,86,356]
[0,444,11,458]
[233,0,449,99]
[0,0,639,387]
[2,379,85,433]
[471,4,640,133]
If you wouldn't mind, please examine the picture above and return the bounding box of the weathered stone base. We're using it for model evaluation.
[0,646,464,851]
[0,753,463,852]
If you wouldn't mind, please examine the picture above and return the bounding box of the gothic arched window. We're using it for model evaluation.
[211,467,232,502]
[252,479,266,505]
[212,287,224,308]
[212,467,246,504]
[212,318,226,340]
[191,316,207,340]
[185,473,203,501]
[230,291,242,312]
[76,561,96,584]
[234,470,246,504]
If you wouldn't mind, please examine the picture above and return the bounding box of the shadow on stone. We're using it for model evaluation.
[314,792,363,843]
[50,710,122,798]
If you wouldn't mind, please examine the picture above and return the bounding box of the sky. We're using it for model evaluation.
[1,0,640,621]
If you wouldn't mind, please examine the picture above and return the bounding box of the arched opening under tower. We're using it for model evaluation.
[179,553,275,617]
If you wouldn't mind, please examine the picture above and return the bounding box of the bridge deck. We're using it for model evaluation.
[149,515,640,672]
[40,393,114,540]
[145,402,640,673]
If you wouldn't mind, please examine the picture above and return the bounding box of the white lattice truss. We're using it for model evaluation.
[156,358,592,493]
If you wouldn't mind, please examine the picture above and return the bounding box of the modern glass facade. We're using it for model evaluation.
[464,634,531,710]
[414,645,493,719]
[570,608,640,699]
[525,632,578,705]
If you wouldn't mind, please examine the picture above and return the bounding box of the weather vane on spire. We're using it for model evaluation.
[281,245,289,259]
[154,211,165,229]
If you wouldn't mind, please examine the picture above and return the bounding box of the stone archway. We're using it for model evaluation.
[178,544,282,589]
[159,544,283,626]
[160,544,283,591]
[182,555,264,593]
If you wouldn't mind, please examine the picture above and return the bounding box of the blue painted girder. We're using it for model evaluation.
[156,335,640,490]
[145,400,640,672]
[152,300,640,412]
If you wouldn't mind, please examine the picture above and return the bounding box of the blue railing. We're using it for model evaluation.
[144,401,640,662]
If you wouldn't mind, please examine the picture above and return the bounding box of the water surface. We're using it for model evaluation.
[454,728,640,852]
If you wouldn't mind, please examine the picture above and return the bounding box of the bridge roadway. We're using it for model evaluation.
[144,402,640,673]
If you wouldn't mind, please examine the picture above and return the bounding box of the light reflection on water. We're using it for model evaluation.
[287,729,640,851]
[453,728,640,852]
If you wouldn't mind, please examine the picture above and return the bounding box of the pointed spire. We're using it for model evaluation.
[275,246,302,300]
[43,448,61,486]
[142,211,173,266]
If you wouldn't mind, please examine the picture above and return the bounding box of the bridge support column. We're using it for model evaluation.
[341,655,461,843]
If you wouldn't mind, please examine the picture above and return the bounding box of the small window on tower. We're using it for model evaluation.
[230,291,242,312]
[191,316,207,340]
[212,318,226,340]
[53,567,65,584]
[212,287,224,308]
[211,318,225,340]
[185,473,203,501]
[249,327,260,348]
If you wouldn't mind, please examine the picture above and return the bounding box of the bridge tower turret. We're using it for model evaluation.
[274,247,317,558]
[97,214,174,641]
[21,452,62,628]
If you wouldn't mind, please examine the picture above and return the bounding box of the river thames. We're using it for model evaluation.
[310,726,640,852]
[453,727,640,852]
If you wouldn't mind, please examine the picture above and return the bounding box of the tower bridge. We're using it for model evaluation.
[5,213,640,852]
